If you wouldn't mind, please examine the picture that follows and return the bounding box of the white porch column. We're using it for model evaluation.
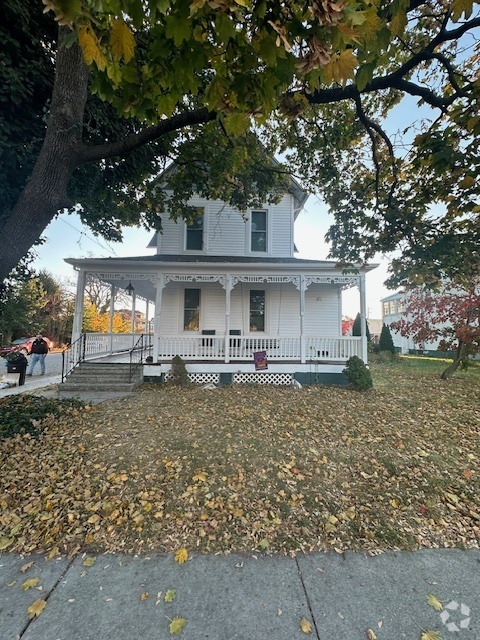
[71,269,87,344]
[224,274,232,363]
[300,275,306,364]
[108,283,115,354]
[359,272,368,363]
[145,299,150,334]
[153,275,164,362]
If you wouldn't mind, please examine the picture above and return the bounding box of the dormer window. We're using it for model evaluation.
[186,210,204,250]
[251,210,267,252]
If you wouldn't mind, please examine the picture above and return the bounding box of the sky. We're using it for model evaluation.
[31,197,393,321]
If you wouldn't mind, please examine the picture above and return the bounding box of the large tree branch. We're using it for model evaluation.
[77,108,217,164]
[307,15,480,110]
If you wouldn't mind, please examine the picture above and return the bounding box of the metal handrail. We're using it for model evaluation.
[61,333,87,383]
[128,333,153,382]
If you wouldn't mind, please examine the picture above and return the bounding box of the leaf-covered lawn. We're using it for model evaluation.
[1,359,479,557]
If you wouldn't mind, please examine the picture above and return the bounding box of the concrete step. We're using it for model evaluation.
[60,381,139,392]
[61,363,143,393]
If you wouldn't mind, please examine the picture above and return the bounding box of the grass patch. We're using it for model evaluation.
[0,362,479,557]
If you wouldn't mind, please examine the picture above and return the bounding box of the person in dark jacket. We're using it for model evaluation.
[27,334,50,376]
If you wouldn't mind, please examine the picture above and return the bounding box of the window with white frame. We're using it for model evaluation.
[186,210,204,250]
[251,210,267,252]
[249,290,265,331]
[184,289,200,330]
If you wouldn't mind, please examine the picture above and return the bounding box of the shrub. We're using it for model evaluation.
[379,323,396,354]
[343,356,373,391]
[0,396,84,441]
[369,350,398,364]
[169,355,191,386]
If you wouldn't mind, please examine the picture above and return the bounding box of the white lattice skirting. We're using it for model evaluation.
[233,373,293,385]
[164,372,220,384]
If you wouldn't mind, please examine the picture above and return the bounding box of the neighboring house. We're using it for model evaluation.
[66,178,377,385]
[382,291,439,354]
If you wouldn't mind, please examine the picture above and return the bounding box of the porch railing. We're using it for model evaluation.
[61,333,87,382]
[129,333,154,381]
[157,335,362,362]
[85,332,138,356]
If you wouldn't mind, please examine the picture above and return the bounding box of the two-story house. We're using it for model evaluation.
[66,178,377,385]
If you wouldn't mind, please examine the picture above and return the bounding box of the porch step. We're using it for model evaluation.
[60,362,143,394]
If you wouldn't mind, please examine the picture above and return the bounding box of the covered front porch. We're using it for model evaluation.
[66,255,376,384]
[81,331,361,363]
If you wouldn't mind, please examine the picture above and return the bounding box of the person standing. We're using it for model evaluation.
[27,334,50,376]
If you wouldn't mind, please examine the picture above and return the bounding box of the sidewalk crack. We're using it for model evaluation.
[295,556,321,639]
[17,555,76,638]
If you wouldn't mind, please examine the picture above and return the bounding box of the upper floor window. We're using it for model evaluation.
[184,288,200,330]
[251,210,267,252]
[186,210,204,250]
[250,290,265,331]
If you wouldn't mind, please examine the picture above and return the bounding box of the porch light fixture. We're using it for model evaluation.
[125,282,135,296]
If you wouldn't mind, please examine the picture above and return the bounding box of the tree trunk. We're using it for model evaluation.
[440,341,466,380]
[0,28,89,282]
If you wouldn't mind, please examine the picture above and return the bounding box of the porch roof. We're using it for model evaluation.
[65,254,378,271]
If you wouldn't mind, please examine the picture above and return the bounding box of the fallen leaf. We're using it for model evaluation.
[169,616,188,634]
[21,578,40,590]
[174,548,189,564]
[27,599,46,619]
[21,562,35,573]
[367,630,377,639]
[427,594,443,611]
[164,589,176,602]
[45,547,60,560]
[140,592,150,601]
[300,617,312,633]
[8,581,17,587]
[421,632,443,640]
[82,556,96,567]
[0,537,14,550]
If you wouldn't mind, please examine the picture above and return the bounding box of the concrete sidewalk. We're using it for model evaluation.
[0,374,62,397]
[1,549,478,639]
[0,374,135,404]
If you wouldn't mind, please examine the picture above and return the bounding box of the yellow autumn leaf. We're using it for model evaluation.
[27,599,47,619]
[169,616,188,634]
[174,548,189,564]
[323,50,358,86]
[82,556,96,567]
[141,592,150,601]
[110,19,136,63]
[0,537,14,550]
[78,25,106,71]
[21,562,35,573]
[389,10,407,38]
[165,589,177,602]
[451,0,474,21]
[21,578,40,590]
[427,594,443,611]
[88,514,101,524]
[421,631,443,640]
[300,617,312,633]
[367,629,377,640]
[193,471,208,482]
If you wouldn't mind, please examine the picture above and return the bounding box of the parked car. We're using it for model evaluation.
[0,336,53,358]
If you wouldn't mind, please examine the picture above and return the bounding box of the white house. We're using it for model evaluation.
[66,178,377,385]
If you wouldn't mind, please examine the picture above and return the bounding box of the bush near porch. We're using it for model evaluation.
[0,358,478,556]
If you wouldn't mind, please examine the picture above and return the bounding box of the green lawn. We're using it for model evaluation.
[0,357,479,557]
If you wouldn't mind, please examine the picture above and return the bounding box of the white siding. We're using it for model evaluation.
[304,285,340,336]
[158,282,340,337]
[155,194,294,258]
